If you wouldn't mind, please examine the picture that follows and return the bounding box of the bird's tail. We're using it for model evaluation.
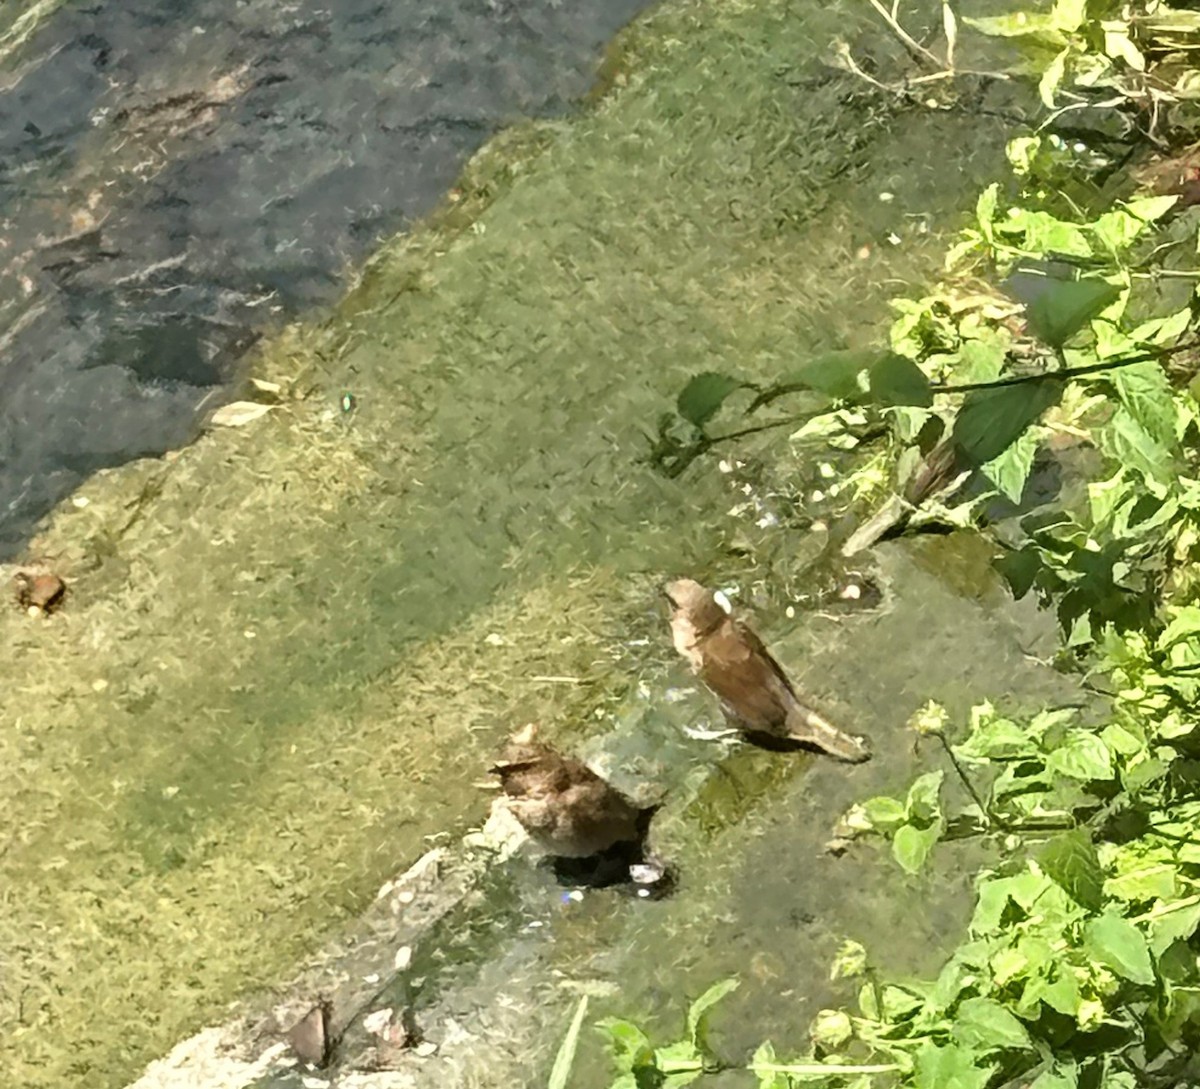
[785,703,871,763]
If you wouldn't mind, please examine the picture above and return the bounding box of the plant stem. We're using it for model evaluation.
[937,733,1007,830]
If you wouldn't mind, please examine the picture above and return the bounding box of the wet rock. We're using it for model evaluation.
[287,998,334,1068]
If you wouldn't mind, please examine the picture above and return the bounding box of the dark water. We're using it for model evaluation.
[0,0,653,558]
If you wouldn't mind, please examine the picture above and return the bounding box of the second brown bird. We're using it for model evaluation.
[491,724,652,858]
[664,578,870,763]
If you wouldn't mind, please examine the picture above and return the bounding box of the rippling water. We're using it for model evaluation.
[0,0,653,557]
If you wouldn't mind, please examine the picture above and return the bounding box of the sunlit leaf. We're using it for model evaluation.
[751,1041,790,1089]
[1046,730,1114,781]
[861,795,908,833]
[830,939,868,980]
[1050,0,1086,31]
[676,373,745,428]
[777,349,878,402]
[1148,900,1200,955]
[1030,1062,1079,1089]
[894,821,943,875]
[1037,830,1104,911]
[1025,278,1121,347]
[597,1018,655,1071]
[1103,29,1145,69]
[964,12,1065,42]
[868,352,933,407]
[952,997,1033,1052]
[976,183,999,244]
[951,378,1063,466]
[686,977,739,1052]
[1083,914,1155,985]
[1040,47,1070,108]
[913,1041,995,1089]
[1095,407,1176,486]
[1110,362,1177,450]
[905,770,945,823]
[1125,195,1179,222]
[982,427,1039,504]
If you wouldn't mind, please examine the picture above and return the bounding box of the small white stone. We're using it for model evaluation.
[879,192,895,202]
[414,1041,438,1057]
[72,496,90,508]
[785,606,795,619]
[363,1007,393,1036]
[363,973,380,984]
[568,890,584,902]
[397,890,415,905]
[394,945,413,971]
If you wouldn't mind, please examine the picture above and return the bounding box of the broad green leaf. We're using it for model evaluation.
[1148,900,1200,955]
[1083,914,1155,985]
[868,352,933,407]
[1026,279,1121,348]
[894,821,943,875]
[1037,830,1104,911]
[1126,195,1179,222]
[1105,863,1176,904]
[952,997,1033,1052]
[1038,971,1082,1017]
[1050,0,1086,31]
[955,711,1039,759]
[686,977,739,1052]
[1001,210,1091,257]
[861,795,908,832]
[549,995,589,1089]
[1091,209,1146,254]
[1104,29,1145,69]
[751,1041,790,1089]
[913,1041,994,1089]
[655,1039,704,1087]
[1030,1063,1079,1089]
[951,378,1063,465]
[676,373,745,428]
[982,426,1039,504]
[1095,406,1175,486]
[906,770,945,823]
[1157,606,1200,649]
[782,350,878,402]
[1046,730,1114,781]
[597,1018,655,1071]
[964,12,1064,40]
[1110,361,1177,449]
[1100,721,1145,757]
[958,334,1008,383]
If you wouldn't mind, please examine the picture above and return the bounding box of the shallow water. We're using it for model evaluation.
[0,0,652,557]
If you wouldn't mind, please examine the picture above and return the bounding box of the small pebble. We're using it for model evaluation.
[414,1041,438,1058]
[393,946,412,971]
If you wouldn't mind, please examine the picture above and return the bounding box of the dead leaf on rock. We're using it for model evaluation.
[210,401,274,428]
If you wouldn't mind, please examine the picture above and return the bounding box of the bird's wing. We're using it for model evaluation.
[696,620,796,732]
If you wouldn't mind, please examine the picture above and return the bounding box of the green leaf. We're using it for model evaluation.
[982,426,1039,504]
[676,373,745,428]
[951,378,1063,466]
[782,349,878,402]
[1050,0,1086,31]
[1030,1063,1079,1089]
[1110,361,1178,450]
[868,352,933,407]
[952,997,1033,1052]
[811,1008,854,1049]
[597,1018,655,1072]
[1037,830,1104,911]
[830,939,868,980]
[955,712,1038,760]
[862,794,909,832]
[1158,606,1200,650]
[1040,48,1070,108]
[1096,406,1176,486]
[1126,195,1179,222]
[1046,730,1114,781]
[1091,210,1147,254]
[964,12,1064,40]
[894,821,943,875]
[751,1041,789,1089]
[686,977,739,1052]
[913,1042,994,1089]
[1025,278,1121,348]
[1083,914,1155,985]
[549,995,589,1089]
[1148,900,1200,955]
[905,770,945,823]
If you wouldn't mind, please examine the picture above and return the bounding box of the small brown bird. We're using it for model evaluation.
[664,578,870,763]
[490,724,651,858]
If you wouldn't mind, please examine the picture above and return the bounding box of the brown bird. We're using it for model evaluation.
[490,724,652,859]
[664,578,870,763]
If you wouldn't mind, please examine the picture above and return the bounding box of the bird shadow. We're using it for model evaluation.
[541,809,676,900]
